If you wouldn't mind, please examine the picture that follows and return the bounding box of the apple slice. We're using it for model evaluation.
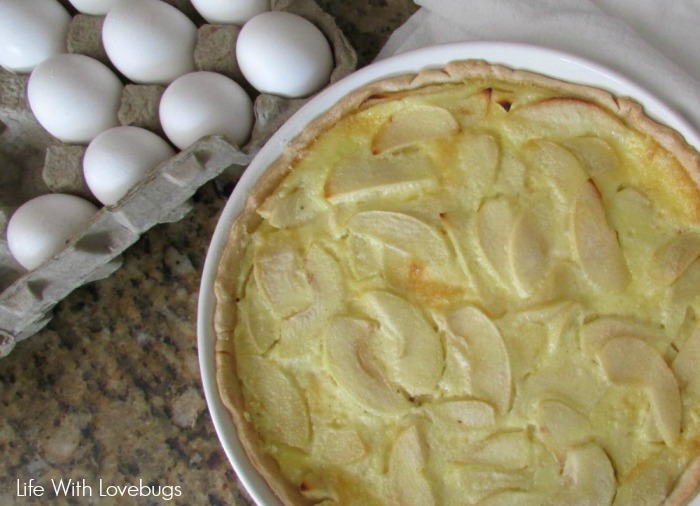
[277,244,344,358]
[372,103,460,154]
[388,425,435,506]
[316,427,367,465]
[361,291,443,396]
[597,336,681,446]
[257,187,328,228]
[461,430,531,469]
[445,305,512,413]
[477,491,542,506]
[509,97,627,140]
[382,247,466,307]
[557,444,616,506]
[347,210,451,267]
[535,400,591,450]
[476,196,516,284]
[664,456,700,506]
[511,300,581,332]
[572,180,630,292]
[439,334,474,397]
[425,399,495,429]
[455,132,499,194]
[323,316,410,413]
[498,150,528,196]
[239,356,310,449]
[500,301,581,375]
[562,136,619,174]
[509,208,551,295]
[253,239,314,318]
[347,233,383,280]
[653,232,700,285]
[609,186,657,245]
[672,321,700,390]
[241,277,280,353]
[522,139,589,203]
[324,151,438,204]
[440,212,478,290]
[579,316,665,356]
[613,450,684,506]
[456,87,492,126]
[672,258,700,307]
[347,209,463,300]
[642,408,664,443]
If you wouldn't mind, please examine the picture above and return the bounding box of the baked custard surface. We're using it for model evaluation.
[214,61,700,506]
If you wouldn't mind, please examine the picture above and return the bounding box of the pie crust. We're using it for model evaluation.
[214,60,700,505]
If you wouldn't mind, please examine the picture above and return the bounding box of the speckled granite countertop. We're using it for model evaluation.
[0,2,417,505]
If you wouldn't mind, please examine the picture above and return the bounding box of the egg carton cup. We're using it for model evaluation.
[0,0,357,357]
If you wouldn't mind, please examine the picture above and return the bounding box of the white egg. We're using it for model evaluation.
[102,0,197,84]
[7,194,99,271]
[68,0,121,15]
[236,11,334,98]
[27,54,123,144]
[0,0,70,73]
[159,71,254,150]
[83,126,175,206]
[190,0,269,24]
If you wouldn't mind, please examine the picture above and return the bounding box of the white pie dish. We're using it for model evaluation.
[197,41,700,506]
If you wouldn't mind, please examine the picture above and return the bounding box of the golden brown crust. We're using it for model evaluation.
[213,59,700,506]
[215,231,311,505]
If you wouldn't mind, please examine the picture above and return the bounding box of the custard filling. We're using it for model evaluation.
[220,75,700,506]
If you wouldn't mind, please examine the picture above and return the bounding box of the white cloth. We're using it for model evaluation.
[377,0,700,134]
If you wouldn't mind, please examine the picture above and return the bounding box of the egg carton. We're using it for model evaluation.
[0,0,357,357]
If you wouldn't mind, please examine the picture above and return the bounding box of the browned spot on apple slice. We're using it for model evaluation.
[572,180,630,292]
[457,88,492,126]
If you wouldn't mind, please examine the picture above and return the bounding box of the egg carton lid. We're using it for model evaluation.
[0,0,357,357]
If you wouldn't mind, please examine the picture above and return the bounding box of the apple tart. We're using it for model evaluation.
[214,60,700,505]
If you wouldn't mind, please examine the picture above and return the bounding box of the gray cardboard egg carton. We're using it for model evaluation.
[0,0,357,357]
